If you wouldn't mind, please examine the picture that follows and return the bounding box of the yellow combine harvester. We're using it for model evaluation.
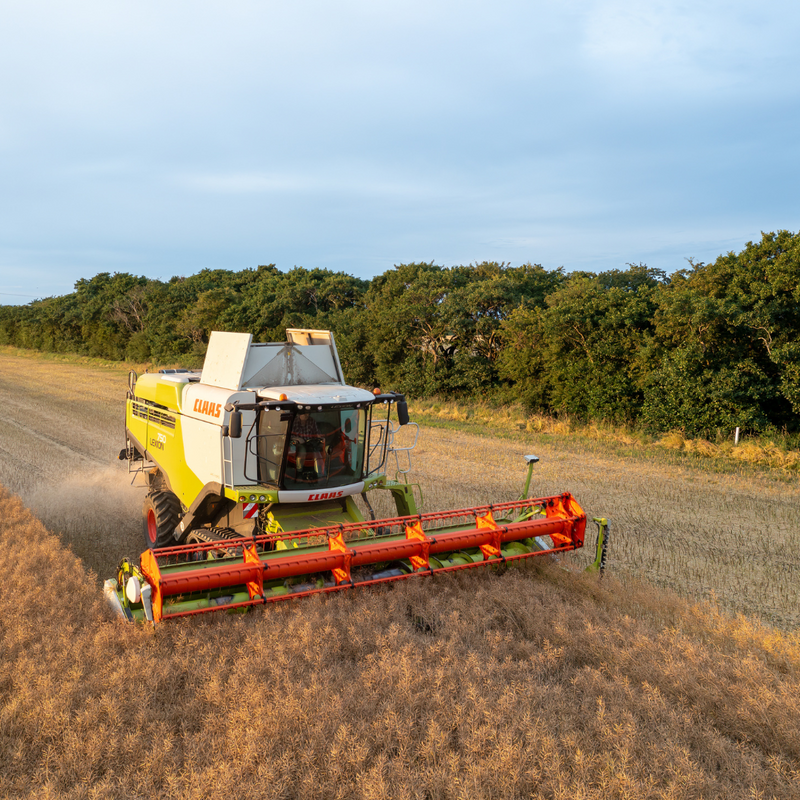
[105,329,607,623]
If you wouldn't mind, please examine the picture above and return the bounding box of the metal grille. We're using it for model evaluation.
[132,400,177,430]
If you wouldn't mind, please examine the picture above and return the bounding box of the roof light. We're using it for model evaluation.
[373,388,381,395]
[279,393,288,401]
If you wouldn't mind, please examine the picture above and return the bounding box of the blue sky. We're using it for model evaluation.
[1,0,798,303]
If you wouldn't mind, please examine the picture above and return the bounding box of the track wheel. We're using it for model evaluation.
[142,491,182,550]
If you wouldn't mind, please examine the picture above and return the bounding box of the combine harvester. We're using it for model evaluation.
[105,329,608,623]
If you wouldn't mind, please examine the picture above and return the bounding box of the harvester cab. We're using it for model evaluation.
[107,328,599,624]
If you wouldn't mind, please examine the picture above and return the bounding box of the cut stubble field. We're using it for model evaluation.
[1,348,799,800]
[1,349,798,630]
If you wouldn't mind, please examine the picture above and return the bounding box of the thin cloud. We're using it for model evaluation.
[174,168,444,201]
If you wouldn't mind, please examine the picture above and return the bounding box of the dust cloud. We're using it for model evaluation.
[23,465,145,581]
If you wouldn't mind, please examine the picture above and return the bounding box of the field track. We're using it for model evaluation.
[1,350,800,799]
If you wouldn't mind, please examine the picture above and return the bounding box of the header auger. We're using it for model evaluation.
[105,329,606,623]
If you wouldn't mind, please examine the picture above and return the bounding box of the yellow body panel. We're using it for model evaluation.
[126,384,205,509]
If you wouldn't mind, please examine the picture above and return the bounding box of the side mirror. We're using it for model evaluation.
[396,400,409,426]
[229,411,243,439]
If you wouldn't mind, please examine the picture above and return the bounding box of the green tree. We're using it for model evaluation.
[363,262,560,396]
[641,232,800,435]
[500,265,664,421]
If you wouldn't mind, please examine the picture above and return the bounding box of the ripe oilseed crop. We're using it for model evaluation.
[2,489,800,800]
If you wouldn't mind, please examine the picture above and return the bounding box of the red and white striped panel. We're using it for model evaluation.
[242,502,259,519]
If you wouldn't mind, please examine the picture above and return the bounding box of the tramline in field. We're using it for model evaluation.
[105,329,608,623]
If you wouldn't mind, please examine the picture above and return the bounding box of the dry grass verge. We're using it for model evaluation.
[2,488,799,800]
[412,398,800,473]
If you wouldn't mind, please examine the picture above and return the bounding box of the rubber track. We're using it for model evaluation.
[188,527,247,544]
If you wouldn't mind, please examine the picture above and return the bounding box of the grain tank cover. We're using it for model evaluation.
[200,329,345,391]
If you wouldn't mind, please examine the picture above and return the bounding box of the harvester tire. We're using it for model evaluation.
[142,491,182,550]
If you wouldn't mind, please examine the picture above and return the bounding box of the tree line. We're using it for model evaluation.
[2,230,799,438]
